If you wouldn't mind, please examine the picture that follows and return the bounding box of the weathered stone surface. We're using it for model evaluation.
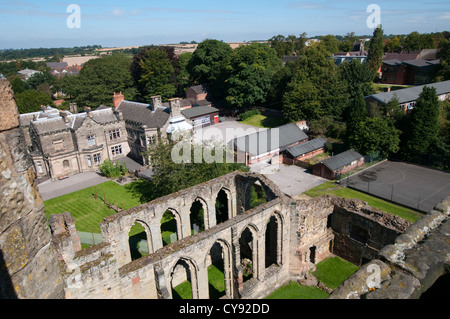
[0,79,19,131]
[0,81,64,298]
[329,260,392,299]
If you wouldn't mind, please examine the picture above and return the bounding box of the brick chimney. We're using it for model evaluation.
[169,98,182,117]
[113,91,125,109]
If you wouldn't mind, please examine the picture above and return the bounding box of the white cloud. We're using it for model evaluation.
[438,12,450,19]
[112,7,124,16]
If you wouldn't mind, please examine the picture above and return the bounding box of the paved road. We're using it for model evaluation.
[38,172,109,201]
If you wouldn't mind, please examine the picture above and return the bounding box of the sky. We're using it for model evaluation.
[0,0,449,49]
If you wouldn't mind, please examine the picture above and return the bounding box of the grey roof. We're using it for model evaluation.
[367,80,450,104]
[286,137,327,158]
[116,100,170,129]
[181,106,219,119]
[190,84,208,95]
[402,59,439,68]
[233,123,308,156]
[320,149,363,171]
[32,118,69,135]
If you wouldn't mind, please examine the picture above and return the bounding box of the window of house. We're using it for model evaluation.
[93,153,102,165]
[88,135,96,146]
[109,129,121,140]
[36,162,43,173]
[148,135,156,145]
[111,145,123,157]
[87,155,93,167]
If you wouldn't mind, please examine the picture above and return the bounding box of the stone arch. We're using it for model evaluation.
[189,197,209,234]
[215,187,232,224]
[264,211,284,268]
[239,224,259,282]
[245,179,270,211]
[160,208,182,247]
[127,219,152,262]
[169,257,199,299]
[204,239,233,299]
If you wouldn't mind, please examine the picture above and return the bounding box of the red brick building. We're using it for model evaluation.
[313,149,364,180]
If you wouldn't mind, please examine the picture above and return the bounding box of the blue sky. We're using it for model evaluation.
[0,0,449,49]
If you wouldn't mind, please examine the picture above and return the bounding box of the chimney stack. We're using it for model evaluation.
[151,95,162,110]
[84,107,93,118]
[113,91,125,109]
[169,98,182,117]
[60,111,69,123]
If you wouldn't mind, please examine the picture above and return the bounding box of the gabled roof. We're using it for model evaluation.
[286,137,327,158]
[116,100,170,129]
[320,149,363,171]
[190,84,209,95]
[366,80,450,104]
[233,123,308,156]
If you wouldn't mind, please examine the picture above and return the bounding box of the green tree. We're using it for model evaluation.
[15,90,54,114]
[339,59,376,99]
[177,52,193,92]
[57,54,136,108]
[187,39,232,99]
[347,117,400,158]
[282,79,322,121]
[384,36,403,53]
[318,35,340,54]
[144,134,247,196]
[345,89,368,143]
[435,38,450,81]
[225,43,281,110]
[400,86,440,162]
[131,47,176,102]
[98,159,127,178]
[367,26,384,74]
[283,45,349,120]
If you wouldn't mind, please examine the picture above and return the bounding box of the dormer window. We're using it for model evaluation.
[88,135,96,146]
[109,129,121,140]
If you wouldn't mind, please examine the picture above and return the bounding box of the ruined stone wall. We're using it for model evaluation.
[330,195,450,299]
[0,79,64,299]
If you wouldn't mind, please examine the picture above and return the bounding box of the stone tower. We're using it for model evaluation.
[0,79,65,299]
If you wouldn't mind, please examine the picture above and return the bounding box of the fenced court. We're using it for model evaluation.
[345,161,450,213]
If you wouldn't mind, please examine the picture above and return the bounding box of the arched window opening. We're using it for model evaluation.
[190,199,205,235]
[171,260,194,299]
[265,216,279,268]
[128,221,149,261]
[207,242,226,299]
[249,181,268,209]
[310,246,316,264]
[215,189,230,224]
[161,210,179,247]
[239,228,254,283]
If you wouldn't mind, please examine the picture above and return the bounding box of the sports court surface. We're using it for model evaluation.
[346,161,450,213]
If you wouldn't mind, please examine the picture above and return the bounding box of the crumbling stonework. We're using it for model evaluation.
[0,79,64,299]
[330,195,450,299]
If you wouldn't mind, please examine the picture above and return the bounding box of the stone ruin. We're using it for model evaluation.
[0,78,449,299]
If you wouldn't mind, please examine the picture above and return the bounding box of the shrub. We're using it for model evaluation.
[239,109,261,121]
[99,159,127,178]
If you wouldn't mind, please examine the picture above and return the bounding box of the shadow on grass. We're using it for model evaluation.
[124,179,158,204]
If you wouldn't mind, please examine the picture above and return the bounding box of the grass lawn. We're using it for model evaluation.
[240,114,288,128]
[312,257,359,290]
[304,181,423,223]
[44,179,155,235]
[265,281,329,299]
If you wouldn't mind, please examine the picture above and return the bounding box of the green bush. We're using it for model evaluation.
[239,109,261,121]
[99,159,127,178]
